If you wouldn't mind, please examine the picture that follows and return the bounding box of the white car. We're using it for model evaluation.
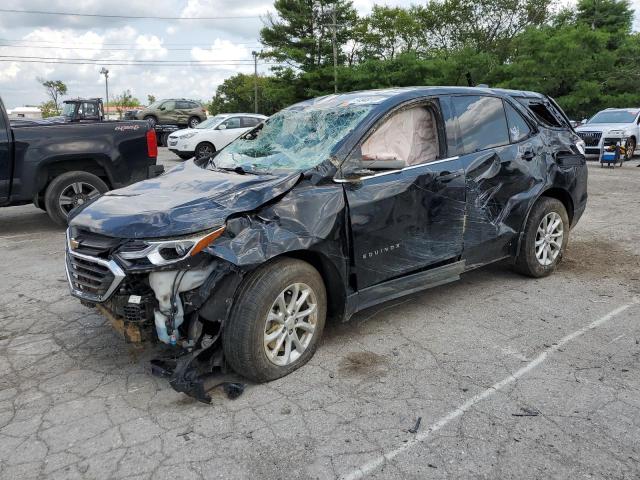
[575,108,640,159]
[167,113,268,159]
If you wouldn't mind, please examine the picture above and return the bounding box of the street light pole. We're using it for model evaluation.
[331,8,338,94]
[252,51,258,114]
[99,67,109,119]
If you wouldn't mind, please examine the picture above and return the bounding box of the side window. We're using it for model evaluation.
[162,101,175,111]
[361,105,440,167]
[241,116,261,127]
[222,117,242,129]
[451,95,509,153]
[189,102,200,109]
[518,100,563,127]
[504,101,531,143]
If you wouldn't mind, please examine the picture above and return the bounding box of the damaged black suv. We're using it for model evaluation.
[65,87,587,392]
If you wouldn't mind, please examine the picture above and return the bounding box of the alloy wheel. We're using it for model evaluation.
[535,211,564,266]
[58,182,101,214]
[196,144,214,158]
[263,283,318,366]
[189,117,200,128]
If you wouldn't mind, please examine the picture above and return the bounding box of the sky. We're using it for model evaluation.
[1,0,638,109]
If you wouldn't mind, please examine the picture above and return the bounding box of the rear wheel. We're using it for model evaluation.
[188,116,201,128]
[44,171,109,226]
[144,115,157,127]
[514,197,569,278]
[195,142,215,158]
[223,258,327,382]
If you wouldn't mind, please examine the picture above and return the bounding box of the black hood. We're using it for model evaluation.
[69,160,302,239]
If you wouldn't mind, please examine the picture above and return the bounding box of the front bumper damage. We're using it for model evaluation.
[65,232,246,403]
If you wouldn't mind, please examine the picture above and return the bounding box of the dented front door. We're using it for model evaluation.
[345,158,466,290]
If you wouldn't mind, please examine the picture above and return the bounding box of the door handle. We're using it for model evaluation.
[522,150,535,161]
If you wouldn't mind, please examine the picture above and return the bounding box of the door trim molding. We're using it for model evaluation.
[334,156,460,183]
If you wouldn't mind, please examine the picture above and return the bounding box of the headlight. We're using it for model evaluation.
[576,140,586,155]
[116,226,225,266]
[181,132,197,139]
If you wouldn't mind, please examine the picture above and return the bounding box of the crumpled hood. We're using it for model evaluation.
[576,123,634,133]
[69,160,302,239]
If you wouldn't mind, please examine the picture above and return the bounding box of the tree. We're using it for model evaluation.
[209,73,296,116]
[261,0,358,72]
[147,94,156,105]
[576,0,633,33]
[112,90,140,119]
[37,79,67,115]
[39,100,58,118]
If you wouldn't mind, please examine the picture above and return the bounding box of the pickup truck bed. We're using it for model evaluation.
[0,97,163,225]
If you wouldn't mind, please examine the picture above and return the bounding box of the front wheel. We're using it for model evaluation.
[144,115,157,127]
[514,197,569,278]
[223,258,327,382]
[195,142,215,159]
[625,138,635,161]
[44,171,109,226]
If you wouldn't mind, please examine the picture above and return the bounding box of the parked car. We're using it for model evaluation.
[0,96,163,225]
[135,99,207,128]
[575,108,640,159]
[123,109,141,120]
[65,87,587,400]
[167,113,268,159]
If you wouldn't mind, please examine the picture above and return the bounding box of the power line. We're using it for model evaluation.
[0,38,262,46]
[0,55,257,63]
[0,58,282,67]
[0,43,262,52]
[0,8,262,20]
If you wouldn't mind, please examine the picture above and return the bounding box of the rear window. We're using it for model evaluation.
[516,98,567,128]
[451,95,509,153]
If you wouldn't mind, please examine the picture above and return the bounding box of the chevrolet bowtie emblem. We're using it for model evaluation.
[69,238,81,250]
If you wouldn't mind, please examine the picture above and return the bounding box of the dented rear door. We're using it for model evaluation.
[447,95,543,267]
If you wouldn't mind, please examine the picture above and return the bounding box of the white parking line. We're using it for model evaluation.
[340,299,639,480]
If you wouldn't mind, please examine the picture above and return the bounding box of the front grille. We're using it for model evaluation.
[66,251,125,302]
[68,228,121,258]
[577,131,602,147]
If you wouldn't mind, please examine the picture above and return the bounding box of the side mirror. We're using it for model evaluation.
[159,107,166,111]
[217,124,227,130]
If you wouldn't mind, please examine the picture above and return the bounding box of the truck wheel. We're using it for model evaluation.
[514,197,569,278]
[44,171,109,226]
[195,142,215,158]
[223,258,327,383]
[188,116,200,128]
[144,115,157,127]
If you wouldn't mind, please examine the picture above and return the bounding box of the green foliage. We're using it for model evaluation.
[39,100,58,118]
[112,90,141,119]
[37,78,68,115]
[218,0,639,119]
[147,94,156,105]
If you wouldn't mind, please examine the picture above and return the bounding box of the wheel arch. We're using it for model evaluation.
[35,157,112,199]
[514,186,574,259]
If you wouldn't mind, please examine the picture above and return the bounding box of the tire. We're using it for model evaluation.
[44,171,109,226]
[223,258,327,383]
[144,115,157,127]
[195,142,215,158]
[188,116,201,128]
[625,137,635,160]
[514,197,569,278]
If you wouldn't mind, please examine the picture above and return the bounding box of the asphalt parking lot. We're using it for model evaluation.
[1,149,639,480]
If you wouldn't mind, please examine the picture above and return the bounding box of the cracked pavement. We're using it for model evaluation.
[1,151,639,479]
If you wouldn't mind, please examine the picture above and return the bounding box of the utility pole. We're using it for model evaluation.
[331,8,338,93]
[252,51,259,114]
[99,67,109,119]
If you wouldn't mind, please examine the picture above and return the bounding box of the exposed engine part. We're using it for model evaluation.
[149,262,216,344]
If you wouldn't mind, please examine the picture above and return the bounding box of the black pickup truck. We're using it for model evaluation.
[0,96,164,225]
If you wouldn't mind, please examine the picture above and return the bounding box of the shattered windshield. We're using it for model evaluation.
[209,105,373,173]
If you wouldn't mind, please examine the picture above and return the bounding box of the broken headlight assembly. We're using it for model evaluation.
[115,226,225,267]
